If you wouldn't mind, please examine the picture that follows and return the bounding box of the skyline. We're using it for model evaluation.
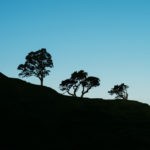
[0,0,150,104]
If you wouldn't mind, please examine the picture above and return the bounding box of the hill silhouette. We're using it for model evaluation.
[1,72,150,150]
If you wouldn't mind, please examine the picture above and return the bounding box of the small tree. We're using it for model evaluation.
[108,83,129,100]
[60,70,100,97]
[18,48,53,86]
[59,79,77,96]
[70,70,88,96]
[81,77,100,98]
[60,70,87,96]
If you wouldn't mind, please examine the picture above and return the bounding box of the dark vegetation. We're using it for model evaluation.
[60,70,100,97]
[17,49,128,99]
[1,72,150,150]
[108,83,129,100]
[18,48,53,86]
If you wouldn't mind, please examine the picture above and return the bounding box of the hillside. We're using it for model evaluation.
[1,73,150,150]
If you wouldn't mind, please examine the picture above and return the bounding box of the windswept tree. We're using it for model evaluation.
[60,70,87,96]
[81,76,100,98]
[70,70,88,96]
[108,83,129,100]
[59,79,77,96]
[18,48,53,86]
[60,70,100,97]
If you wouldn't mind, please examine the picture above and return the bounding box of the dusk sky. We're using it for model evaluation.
[0,0,150,104]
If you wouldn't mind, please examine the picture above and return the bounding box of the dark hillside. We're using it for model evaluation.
[0,73,150,150]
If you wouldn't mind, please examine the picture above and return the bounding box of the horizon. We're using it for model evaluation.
[0,0,150,104]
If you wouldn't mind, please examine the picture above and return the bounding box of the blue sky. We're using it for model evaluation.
[0,0,150,104]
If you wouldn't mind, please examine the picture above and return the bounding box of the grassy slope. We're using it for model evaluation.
[0,72,150,150]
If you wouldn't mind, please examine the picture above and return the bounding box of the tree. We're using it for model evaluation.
[81,76,100,98]
[108,83,129,100]
[59,79,77,96]
[70,70,88,96]
[18,48,53,86]
[60,70,100,97]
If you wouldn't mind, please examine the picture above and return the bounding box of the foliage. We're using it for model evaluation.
[81,76,100,97]
[60,70,100,97]
[108,83,129,100]
[17,48,53,86]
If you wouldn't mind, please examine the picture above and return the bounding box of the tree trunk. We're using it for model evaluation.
[40,78,43,86]
[81,93,84,98]
[81,86,92,98]
[73,86,79,97]
[81,86,85,98]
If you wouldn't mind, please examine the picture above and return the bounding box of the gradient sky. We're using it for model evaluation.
[0,0,150,104]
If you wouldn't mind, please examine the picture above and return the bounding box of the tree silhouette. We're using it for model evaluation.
[59,79,77,96]
[108,83,129,100]
[17,48,53,86]
[70,70,88,96]
[60,70,100,97]
[81,76,100,98]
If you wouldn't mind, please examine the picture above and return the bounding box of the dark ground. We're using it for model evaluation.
[1,72,150,150]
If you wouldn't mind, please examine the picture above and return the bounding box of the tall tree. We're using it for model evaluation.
[108,83,129,100]
[60,70,100,97]
[18,48,53,86]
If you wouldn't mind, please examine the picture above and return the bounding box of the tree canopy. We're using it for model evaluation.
[17,48,53,86]
[108,83,129,100]
[81,76,100,98]
[60,70,100,97]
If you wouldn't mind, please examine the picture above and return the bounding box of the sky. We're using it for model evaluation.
[0,0,150,104]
